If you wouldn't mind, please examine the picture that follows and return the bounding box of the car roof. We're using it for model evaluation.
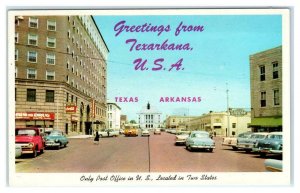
[191,130,208,134]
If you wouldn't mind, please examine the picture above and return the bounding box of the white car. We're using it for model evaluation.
[175,131,191,145]
[154,129,161,135]
[141,129,150,137]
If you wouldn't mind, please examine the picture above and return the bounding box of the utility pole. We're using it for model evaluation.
[226,83,230,137]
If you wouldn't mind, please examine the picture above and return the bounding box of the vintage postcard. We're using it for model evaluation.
[8,8,291,186]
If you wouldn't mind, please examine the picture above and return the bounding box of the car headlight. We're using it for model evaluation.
[254,141,259,147]
[28,142,34,148]
[55,139,59,143]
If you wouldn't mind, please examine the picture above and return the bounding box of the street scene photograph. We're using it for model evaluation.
[8,9,291,186]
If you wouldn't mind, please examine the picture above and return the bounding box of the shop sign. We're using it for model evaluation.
[66,105,77,113]
[15,112,55,120]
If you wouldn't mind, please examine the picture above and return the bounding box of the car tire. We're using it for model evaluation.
[32,148,37,158]
[57,143,61,150]
[259,152,266,157]
[40,148,44,154]
[245,149,251,153]
[208,148,213,153]
[232,146,238,151]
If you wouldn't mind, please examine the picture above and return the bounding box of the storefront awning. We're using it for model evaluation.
[249,117,282,127]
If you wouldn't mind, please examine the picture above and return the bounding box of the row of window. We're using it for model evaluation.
[15,67,55,80]
[260,89,280,107]
[259,61,279,81]
[15,33,56,48]
[19,89,55,102]
[15,49,56,64]
[16,17,57,31]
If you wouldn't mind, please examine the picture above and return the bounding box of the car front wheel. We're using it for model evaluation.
[32,148,37,158]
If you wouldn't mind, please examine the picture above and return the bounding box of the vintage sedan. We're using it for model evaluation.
[252,132,282,157]
[45,130,69,149]
[141,129,150,137]
[236,132,269,153]
[185,131,215,152]
[175,131,191,145]
[222,131,252,150]
[154,128,161,135]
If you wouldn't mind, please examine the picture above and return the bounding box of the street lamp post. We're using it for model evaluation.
[226,83,230,137]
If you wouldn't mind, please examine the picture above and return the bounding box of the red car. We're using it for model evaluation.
[15,127,45,158]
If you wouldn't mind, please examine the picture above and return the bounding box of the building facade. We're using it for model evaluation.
[107,102,121,130]
[137,103,162,129]
[120,115,127,129]
[165,115,198,130]
[249,46,282,132]
[15,15,109,135]
[187,110,251,136]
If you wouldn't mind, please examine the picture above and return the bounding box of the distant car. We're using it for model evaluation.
[252,132,282,157]
[141,129,150,137]
[154,128,161,135]
[175,131,190,145]
[99,129,119,137]
[222,131,252,150]
[45,130,69,149]
[124,125,139,137]
[236,132,269,153]
[185,131,215,152]
[170,129,177,134]
[119,129,124,135]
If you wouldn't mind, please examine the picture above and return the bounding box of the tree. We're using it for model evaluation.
[129,120,137,124]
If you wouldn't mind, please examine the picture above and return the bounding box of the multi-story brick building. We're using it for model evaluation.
[14,15,109,135]
[249,46,282,132]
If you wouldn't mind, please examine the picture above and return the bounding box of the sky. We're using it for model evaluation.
[94,14,282,121]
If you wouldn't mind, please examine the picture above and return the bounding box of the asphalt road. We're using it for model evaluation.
[15,132,280,173]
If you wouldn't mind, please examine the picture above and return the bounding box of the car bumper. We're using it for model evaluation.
[237,144,254,149]
[175,141,186,145]
[45,142,60,147]
[190,145,215,149]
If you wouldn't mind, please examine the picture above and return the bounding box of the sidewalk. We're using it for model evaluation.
[67,135,93,139]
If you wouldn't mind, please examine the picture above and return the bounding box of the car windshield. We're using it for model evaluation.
[49,132,62,136]
[267,134,282,139]
[250,134,266,139]
[191,133,209,138]
[16,129,36,136]
[238,133,252,138]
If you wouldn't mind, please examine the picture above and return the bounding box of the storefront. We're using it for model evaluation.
[250,117,282,132]
[15,112,55,128]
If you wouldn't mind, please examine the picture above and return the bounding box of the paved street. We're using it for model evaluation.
[15,132,281,173]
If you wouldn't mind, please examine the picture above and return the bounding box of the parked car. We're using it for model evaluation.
[175,131,190,145]
[15,127,45,158]
[222,131,252,150]
[154,128,161,135]
[45,130,69,149]
[236,132,269,153]
[252,132,282,157]
[119,129,124,135]
[141,129,150,137]
[185,131,215,152]
[264,159,282,172]
[99,129,119,137]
